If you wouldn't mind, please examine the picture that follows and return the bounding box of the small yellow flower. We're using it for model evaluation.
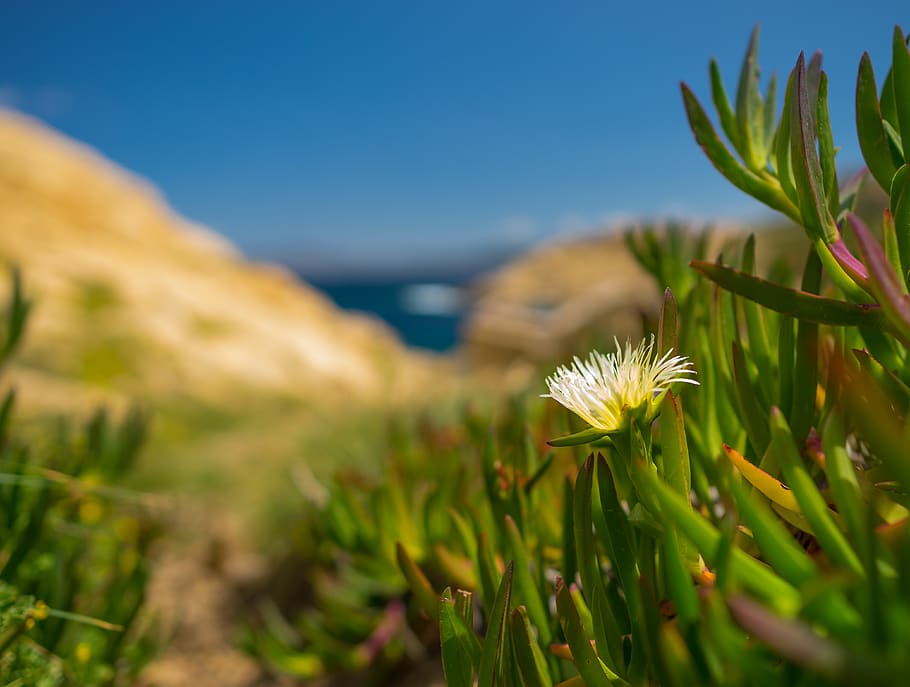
[543,336,698,432]
[75,642,92,664]
[32,601,48,620]
[78,497,105,525]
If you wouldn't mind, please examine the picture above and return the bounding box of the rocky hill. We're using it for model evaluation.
[461,222,814,369]
[0,109,440,414]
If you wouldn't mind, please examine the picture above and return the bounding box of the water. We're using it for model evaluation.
[308,278,467,352]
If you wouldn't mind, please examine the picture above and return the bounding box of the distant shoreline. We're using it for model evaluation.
[305,274,468,352]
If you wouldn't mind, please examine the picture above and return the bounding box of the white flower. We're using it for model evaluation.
[543,336,698,432]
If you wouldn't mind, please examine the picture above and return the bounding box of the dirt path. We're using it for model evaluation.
[138,504,290,687]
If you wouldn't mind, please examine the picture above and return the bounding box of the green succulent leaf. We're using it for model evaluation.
[891,165,910,284]
[594,456,639,609]
[843,212,910,345]
[440,587,480,687]
[768,409,863,576]
[573,456,602,605]
[735,25,766,170]
[726,595,845,677]
[657,287,678,357]
[722,460,818,587]
[681,83,799,222]
[710,58,741,151]
[503,515,550,645]
[790,248,821,440]
[547,428,609,447]
[789,52,837,243]
[658,391,693,516]
[510,607,553,687]
[661,523,700,627]
[554,578,626,686]
[816,72,839,215]
[477,561,514,687]
[395,542,438,619]
[774,72,799,204]
[892,26,910,162]
[821,411,867,551]
[690,260,884,326]
[634,462,800,614]
[731,341,771,456]
[856,52,900,190]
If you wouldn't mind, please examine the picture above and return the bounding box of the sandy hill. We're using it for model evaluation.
[0,109,440,414]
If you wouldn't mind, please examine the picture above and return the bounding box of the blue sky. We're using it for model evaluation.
[1,2,902,272]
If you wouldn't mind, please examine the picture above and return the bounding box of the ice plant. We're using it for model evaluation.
[543,336,698,433]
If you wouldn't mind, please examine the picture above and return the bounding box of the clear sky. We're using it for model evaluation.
[1,2,902,273]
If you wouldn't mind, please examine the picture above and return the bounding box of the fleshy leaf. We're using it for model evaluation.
[722,444,800,513]
[892,26,910,162]
[440,587,480,686]
[633,461,801,614]
[503,515,550,645]
[548,428,609,447]
[769,409,863,575]
[856,52,900,190]
[510,607,553,687]
[690,260,883,326]
[396,542,438,619]
[843,212,910,345]
[710,58,741,151]
[681,83,799,221]
[735,25,766,170]
[891,165,910,286]
[789,52,837,243]
[731,341,771,457]
[477,561,514,687]
[554,577,625,686]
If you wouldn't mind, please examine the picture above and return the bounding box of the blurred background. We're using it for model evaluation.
[1,1,898,351]
[0,3,901,685]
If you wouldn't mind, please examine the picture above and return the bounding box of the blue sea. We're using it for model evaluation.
[308,278,467,352]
